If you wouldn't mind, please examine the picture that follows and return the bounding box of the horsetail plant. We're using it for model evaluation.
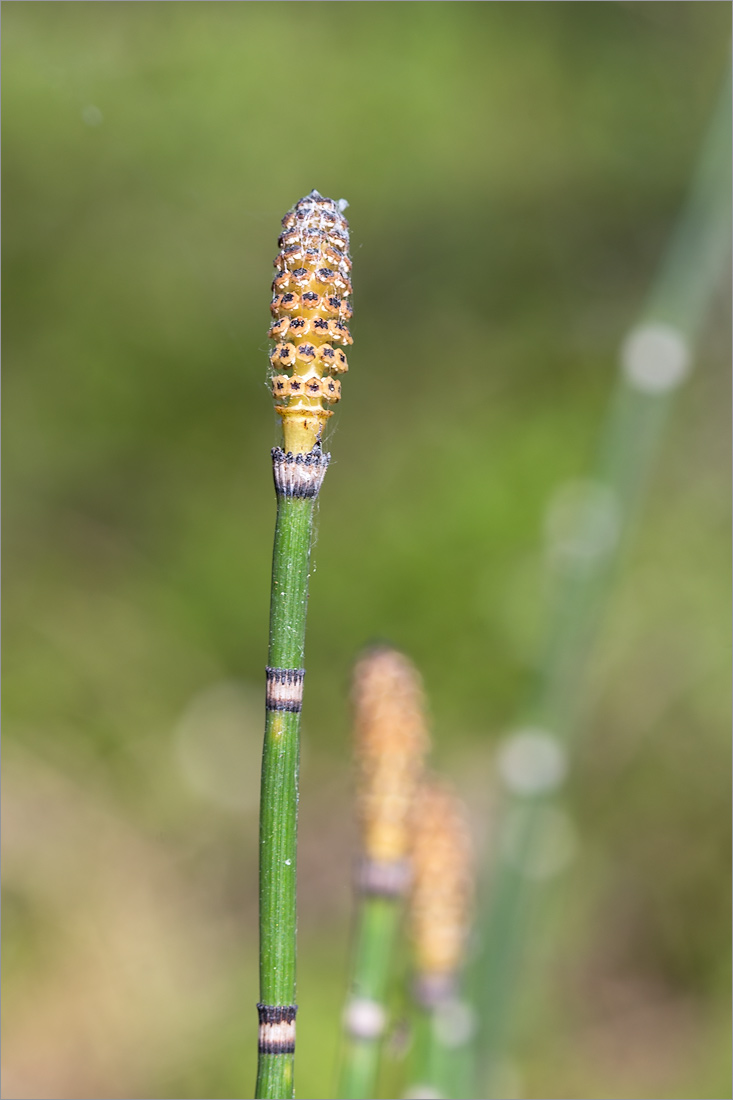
[256,190,352,1100]
[340,647,430,1100]
[406,778,474,1100]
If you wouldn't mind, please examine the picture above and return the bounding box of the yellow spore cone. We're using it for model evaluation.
[410,777,473,987]
[353,646,430,869]
[269,190,352,454]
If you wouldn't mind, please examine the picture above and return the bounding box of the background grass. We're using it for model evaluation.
[2,3,731,1098]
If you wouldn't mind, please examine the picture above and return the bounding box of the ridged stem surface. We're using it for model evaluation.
[256,493,315,1100]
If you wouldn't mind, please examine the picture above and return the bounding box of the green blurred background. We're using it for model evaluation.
[2,3,731,1098]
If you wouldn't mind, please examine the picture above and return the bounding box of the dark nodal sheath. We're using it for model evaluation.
[265,667,306,713]
[257,1004,298,1055]
[272,446,331,499]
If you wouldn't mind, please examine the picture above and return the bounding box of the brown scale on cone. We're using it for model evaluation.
[410,777,473,998]
[352,647,430,872]
[269,190,352,454]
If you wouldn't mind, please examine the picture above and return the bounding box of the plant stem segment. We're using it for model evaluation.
[340,889,403,1099]
[409,999,470,1100]
[255,448,329,1100]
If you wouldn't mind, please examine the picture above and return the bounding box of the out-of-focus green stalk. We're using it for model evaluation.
[407,994,475,1100]
[471,67,732,1099]
[407,1006,444,1100]
[339,893,402,1099]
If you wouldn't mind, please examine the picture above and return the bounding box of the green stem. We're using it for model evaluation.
[409,1006,452,1100]
[472,66,731,1099]
[256,451,328,1100]
[409,1005,441,1099]
[339,892,402,1099]
[408,987,475,1100]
